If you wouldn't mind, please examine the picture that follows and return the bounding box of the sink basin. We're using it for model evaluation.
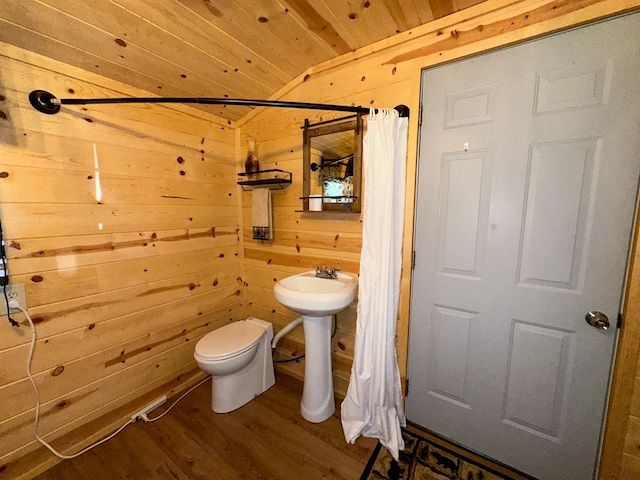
[274,271,357,316]
[273,270,358,423]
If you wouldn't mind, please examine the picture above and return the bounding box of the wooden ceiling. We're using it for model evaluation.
[0,0,485,122]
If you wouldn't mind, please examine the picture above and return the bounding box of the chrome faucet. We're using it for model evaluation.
[314,266,339,279]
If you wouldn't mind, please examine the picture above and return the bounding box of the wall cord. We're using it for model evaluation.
[139,375,211,422]
[15,301,207,459]
[16,301,134,459]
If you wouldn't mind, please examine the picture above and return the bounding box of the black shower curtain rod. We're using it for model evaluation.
[28,89,410,117]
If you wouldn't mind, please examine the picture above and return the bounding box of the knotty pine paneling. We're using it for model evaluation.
[0,285,242,385]
[13,245,239,306]
[6,227,238,275]
[118,0,327,80]
[0,86,234,157]
[0,44,242,477]
[0,266,240,353]
[0,17,250,120]
[620,453,640,480]
[0,134,236,186]
[0,0,485,122]
[0,162,236,206]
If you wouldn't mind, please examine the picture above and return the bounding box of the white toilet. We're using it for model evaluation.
[194,317,276,413]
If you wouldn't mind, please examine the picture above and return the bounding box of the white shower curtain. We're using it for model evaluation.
[341,109,408,460]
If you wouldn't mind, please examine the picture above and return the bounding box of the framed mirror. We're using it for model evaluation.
[302,114,363,213]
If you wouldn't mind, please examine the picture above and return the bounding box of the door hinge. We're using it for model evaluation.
[418,103,423,126]
[405,378,409,396]
[411,250,416,269]
[617,312,622,329]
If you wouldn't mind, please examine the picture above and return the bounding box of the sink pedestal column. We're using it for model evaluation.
[300,314,334,423]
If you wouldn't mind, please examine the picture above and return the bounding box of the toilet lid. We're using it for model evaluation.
[195,321,264,360]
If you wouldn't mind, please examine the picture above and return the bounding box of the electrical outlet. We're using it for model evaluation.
[0,284,27,314]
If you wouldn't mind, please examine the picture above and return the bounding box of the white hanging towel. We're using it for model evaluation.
[341,109,408,460]
[252,188,273,240]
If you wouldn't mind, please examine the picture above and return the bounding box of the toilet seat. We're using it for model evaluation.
[195,321,264,361]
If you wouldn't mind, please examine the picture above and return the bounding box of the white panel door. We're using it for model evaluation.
[406,13,640,480]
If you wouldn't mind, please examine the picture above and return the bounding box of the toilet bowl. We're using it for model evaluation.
[194,317,276,413]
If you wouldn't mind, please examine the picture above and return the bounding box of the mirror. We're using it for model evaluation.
[302,115,363,213]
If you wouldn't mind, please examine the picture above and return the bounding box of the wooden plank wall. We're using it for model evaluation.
[605,209,640,479]
[238,0,640,477]
[0,1,638,479]
[0,44,242,478]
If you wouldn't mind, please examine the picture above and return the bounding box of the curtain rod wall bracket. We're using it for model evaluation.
[27,90,409,118]
[29,90,61,115]
[394,104,410,118]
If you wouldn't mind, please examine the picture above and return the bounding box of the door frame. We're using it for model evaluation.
[396,7,640,479]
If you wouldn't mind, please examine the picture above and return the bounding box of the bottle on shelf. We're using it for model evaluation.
[245,138,259,179]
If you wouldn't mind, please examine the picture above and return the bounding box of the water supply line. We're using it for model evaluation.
[271,315,339,364]
[271,317,302,350]
[272,317,305,364]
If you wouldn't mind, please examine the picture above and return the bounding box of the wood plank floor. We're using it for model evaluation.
[34,373,377,479]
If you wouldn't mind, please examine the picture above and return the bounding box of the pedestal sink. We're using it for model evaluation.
[274,271,357,423]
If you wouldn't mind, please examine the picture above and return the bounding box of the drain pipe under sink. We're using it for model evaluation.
[271,317,303,350]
